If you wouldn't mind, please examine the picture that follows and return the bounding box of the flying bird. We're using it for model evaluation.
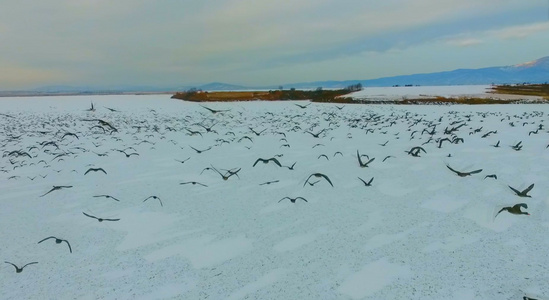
[40,185,73,197]
[278,196,308,203]
[495,203,530,218]
[253,157,282,167]
[357,150,375,168]
[446,164,482,177]
[84,167,107,175]
[37,236,72,253]
[180,181,208,187]
[508,183,534,197]
[93,195,121,202]
[82,212,120,222]
[143,195,163,207]
[4,261,38,273]
[358,177,374,186]
[304,173,333,187]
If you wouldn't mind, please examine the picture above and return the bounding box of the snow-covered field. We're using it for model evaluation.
[1,94,549,300]
[349,85,545,102]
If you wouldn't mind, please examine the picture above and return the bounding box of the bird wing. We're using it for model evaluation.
[278,197,290,203]
[296,197,308,202]
[270,158,282,167]
[62,240,73,253]
[4,261,17,269]
[508,185,521,195]
[523,183,535,194]
[468,169,482,175]
[104,218,120,221]
[40,187,56,197]
[319,173,334,187]
[446,165,459,174]
[366,158,375,165]
[357,177,367,185]
[22,262,38,268]
[516,203,528,209]
[37,236,56,244]
[367,177,374,185]
[356,150,363,166]
[82,212,98,219]
[303,174,314,187]
[252,158,262,167]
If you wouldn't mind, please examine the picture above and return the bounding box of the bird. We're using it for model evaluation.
[294,103,310,109]
[37,236,72,253]
[259,180,280,186]
[304,173,333,187]
[492,140,500,148]
[278,196,308,203]
[446,164,482,177]
[200,105,230,114]
[358,177,374,186]
[84,167,107,175]
[305,129,326,138]
[318,154,329,160]
[4,261,38,273]
[180,181,208,187]
[508,183,534,197]
[82,212,120,222]
[116,150,139,158]
[253,157,282,167]
[40,185,73,197]
[382,155,394,162]
[143,196,163,207]
[495,203,530,218]
[283,162,296,170]
[93,195,121,202]
[175,158,191,164]
[189,146,212,154]
[484,174,497,180]
[357,150,375,167]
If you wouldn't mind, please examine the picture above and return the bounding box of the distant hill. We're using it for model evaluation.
[285,56,549,89]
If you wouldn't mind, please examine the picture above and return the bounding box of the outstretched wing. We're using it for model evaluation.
[62,240,73,253]
[252,158,262,167]
[278,197,290,203]
[319,173,334,187]
[104,218,120,222]
[356,150,363,166]
[515,203,528,209]
[269,158,282,167]
[37,236,56,244]
[446,165,459,174]
[468,169,482,175]
[82,212,98,220]
[22,262,38,268]
[296,197,308,202]
[357,177,368,185]
[508,185,521,195]
[523,183,535,194]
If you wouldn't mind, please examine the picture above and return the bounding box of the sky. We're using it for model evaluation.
[0,0,548,90]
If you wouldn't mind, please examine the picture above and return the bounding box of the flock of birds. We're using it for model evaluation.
[1,99,547,299]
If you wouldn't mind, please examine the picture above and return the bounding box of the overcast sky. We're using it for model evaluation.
[1,0,548,89]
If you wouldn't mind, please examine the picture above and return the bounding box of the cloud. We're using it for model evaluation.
[446,38,483,47]
[491,22,549,39]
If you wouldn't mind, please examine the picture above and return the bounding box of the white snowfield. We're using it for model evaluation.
[1,94,548,300]
[348,85,545,102]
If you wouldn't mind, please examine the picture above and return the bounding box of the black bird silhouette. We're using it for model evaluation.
[253,158,282,167]
[40,185,73,197]
[304,173,333,187]
[189,146,212,154]
[283,162,296,170]
[305,129,326,138]
[492,140,500,148]
[294,103,310,109]
[116,149,139,158]
[37,236,72,253]
[495,203,530,218]
[175,158,191,164]
[382,155,394,162]
[333,151,343,157]
[484,174,497,180]
[358,177,374,186]
[84,167,107,175]
[249,127,267,136]
[143,196,163,207]
[278,196,308,203]
[508,184,534,197]
[200,105,230,114]
[4,261,38,273]
[446,164,482,177]
[357,150,375,167]
[82,212,120,222]
[93,195,121,202]
[104,106,119,112]
[259,180,280,185]
[318,154,329,160]
[180,181,208,187]
[185,129,203,137]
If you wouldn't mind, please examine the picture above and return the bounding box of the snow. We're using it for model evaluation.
[1,94,549,299]
[348,85,545,101]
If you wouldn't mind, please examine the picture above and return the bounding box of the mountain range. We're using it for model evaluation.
[3,56,548,95]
